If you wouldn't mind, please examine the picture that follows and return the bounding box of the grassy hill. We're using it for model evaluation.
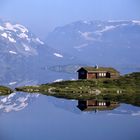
[15,72,140,106]
[0,86,13,95]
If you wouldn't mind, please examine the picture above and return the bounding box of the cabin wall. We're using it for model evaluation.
[87,73,96,79]
[77,68,120,79]
[78,70,87,79]
[87,100,97,106]
[78,100,87,106]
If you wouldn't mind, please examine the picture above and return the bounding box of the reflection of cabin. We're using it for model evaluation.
[77,99,119,112]
[77,66,119,79]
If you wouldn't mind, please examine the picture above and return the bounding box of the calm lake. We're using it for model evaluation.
[0,71,140,140]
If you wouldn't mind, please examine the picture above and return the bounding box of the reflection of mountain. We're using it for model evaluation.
[0,93,140,116]
[0,92,39,113]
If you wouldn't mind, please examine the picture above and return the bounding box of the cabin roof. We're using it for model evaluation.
[77,66,119,73]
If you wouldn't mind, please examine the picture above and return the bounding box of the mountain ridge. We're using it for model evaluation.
[46,20,140,72]
[0,19,74,86]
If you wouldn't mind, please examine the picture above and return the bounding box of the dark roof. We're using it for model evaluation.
[77,66,119,73]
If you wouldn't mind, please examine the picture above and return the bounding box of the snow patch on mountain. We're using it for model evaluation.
[5,22,17,32]
[15,24,28,33]
[9,81,17,85]
[0,25,4,30]
[22,44,30,51]
[36,38,44,45]
[8,36,16,43]
[132,20,140,25]
[1,32,8,38]
[54,53,63,58]
[78,31,94,41]
[53,79,63,82]
[99,25,117,33]
[0,22,28,34]
[9,51,17,55]
[74,43,88,49]
[1,32,16,43]
[108,20,129,23]
[121,24,129,26]
[82,20,91,25]
[18,32,28,39]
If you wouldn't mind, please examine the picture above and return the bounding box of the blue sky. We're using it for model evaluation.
[0,0,140,38]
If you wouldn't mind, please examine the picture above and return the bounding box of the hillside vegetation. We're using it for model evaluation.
[0,86,13,95]
[15,72,140,106]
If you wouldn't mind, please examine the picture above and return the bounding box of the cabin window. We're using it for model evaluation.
[99,73,106,77]
[99,102,106,106]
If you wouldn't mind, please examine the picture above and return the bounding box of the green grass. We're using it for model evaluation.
[0,86,13,95]
[15,72,140,106]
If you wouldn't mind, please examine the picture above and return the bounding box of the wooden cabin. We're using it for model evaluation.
[77,66,119,79]
[77,99,119,112]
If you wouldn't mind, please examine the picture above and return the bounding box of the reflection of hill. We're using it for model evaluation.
[0,93,140,116]
[46,97,120,114]
[46,97,140,116]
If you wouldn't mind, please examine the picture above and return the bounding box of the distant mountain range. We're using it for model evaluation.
[46,20,140,72]
[0,19,75,85]
[1,19,140,85]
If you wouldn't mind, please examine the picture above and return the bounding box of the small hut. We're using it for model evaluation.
[77,66,119,79]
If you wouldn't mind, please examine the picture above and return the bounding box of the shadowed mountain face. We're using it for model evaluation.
[0,19,76,86]
[46,20,140,72]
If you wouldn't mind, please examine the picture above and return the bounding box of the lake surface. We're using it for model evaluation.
[0,71,140,140]
[0,92,140,140]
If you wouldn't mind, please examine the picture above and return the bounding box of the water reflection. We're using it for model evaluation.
[0,92,40,113]
[77,99,119,112]
[0,94,140,140]
[0,92,140,116]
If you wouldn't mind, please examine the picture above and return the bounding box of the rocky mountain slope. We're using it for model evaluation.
[0,19,74,85]
[46,20,140,72]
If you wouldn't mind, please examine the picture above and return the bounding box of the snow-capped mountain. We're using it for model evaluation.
[0,20,44,56]
[0,19,74,86]
[0,19,67,60]
[46,20,140,73]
